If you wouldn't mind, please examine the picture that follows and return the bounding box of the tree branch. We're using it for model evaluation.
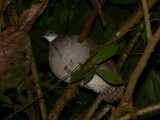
[49,0,158,119]
[84,94,103,120]
[110,25,160,120]
[120,103,160,120]
[141,0,152,40]
[117,24,144,69]
[31,57,47,120]
[103,0,157,47]
[78,0,106,43]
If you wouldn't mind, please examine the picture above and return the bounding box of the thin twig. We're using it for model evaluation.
[78,0,106,43]
[31,57,47,120]
[103,0,157,47]
[141,0,152,40]
[49,1,159,119]
[4,80,61,120]
[5,3,48,119]
[117,24,144,69]
[91,104,111,120]
[90,0,105,26]
[110,25,160,120]
[120,103,160,120]
[16,87,31,119]
[84,94,103,120]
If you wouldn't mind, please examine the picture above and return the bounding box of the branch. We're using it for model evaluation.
[91,104,112,120]
[102,0,157,47]
[110,25,160,120]
[141,0,152,40]
[84,94,103,120]
[78,0,106,43]
[5,80,61,120]
[0,0,48,76]
[5,2,48,119]
[90,0,105,26]
[49,0,159,119]
[120,103,160,120]
[117,24,144,69]
[124,0,159,104]
[31,57,47,120]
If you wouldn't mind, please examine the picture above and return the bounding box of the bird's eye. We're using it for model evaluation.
[50,31,53,34]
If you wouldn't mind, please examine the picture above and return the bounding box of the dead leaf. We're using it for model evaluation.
[0,0,48,76]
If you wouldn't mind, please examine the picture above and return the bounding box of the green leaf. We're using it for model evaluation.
[96,69,123,85]
[71,2,80,8]
[17,81,33,91]
[84,71,95,84]
[118,39,126,51]
[70,70,85,84]
[1,104,13,108]
[17,81,25,92]
[135,70,160,119]
[16,0,26,15]
[0,92,12,105]
[38,72,44,78]
[152,6,160,19]
[69,9,75,21]
[46,72,53,78]
[60,8,68,24]
[13,70,22,77]
[96,44,118,64]
[141,31,147,43]
[16,96,28,105]
[39,81,53,88]
[112,0,138,5]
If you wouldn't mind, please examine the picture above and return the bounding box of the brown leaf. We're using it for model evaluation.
[0,0,48,76]
[0,0,4,12]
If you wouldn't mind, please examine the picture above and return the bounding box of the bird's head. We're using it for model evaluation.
[42,30,59,42]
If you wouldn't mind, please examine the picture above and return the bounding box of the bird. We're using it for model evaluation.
[42,30,124,103]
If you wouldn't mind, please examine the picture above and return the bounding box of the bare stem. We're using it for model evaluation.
[31,57,47,120]
[141,0,152,40]
[120,103,160,120]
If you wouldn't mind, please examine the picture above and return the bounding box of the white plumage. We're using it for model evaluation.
[43,31,124,103]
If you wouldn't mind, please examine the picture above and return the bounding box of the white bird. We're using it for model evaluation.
[42,30,124,103]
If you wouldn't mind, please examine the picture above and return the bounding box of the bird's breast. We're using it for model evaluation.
[48,35,124,103]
